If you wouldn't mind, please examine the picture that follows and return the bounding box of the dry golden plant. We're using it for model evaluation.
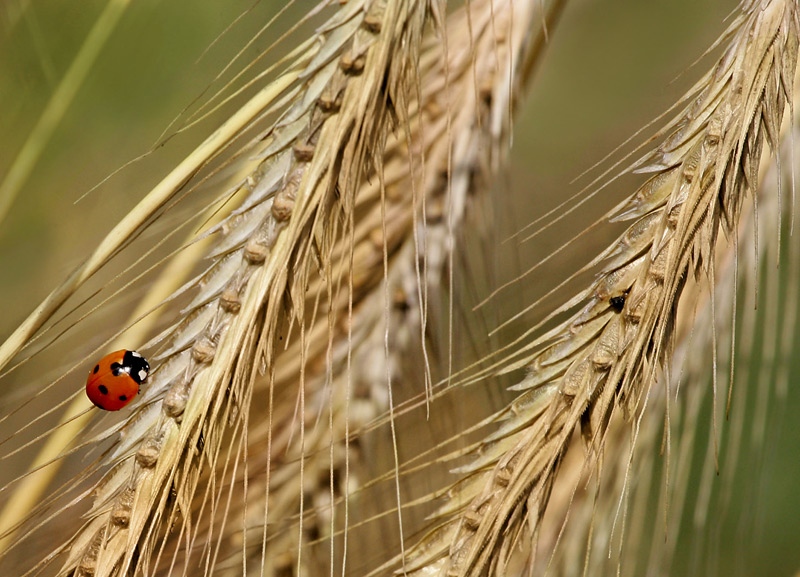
[0,0,798,576]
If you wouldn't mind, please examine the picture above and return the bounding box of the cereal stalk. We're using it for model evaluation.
[397,1,800,574]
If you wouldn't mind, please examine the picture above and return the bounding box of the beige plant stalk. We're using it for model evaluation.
[1,0,798,576]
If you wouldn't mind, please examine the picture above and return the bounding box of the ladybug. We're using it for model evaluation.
[86,350,150,411]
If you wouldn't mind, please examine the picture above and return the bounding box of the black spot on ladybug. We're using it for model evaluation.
[93,365,99,374]
[118,395,127,401]
[98,385,109,395]
[123,350,150,385]
[110,362,123,376]
[609,295,626,312]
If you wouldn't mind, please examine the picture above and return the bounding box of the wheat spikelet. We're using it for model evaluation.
[531,123,800,575]
[0,0,434,575]
[392,1,800,574]
[170,1,558,573]
[3,1,799,576]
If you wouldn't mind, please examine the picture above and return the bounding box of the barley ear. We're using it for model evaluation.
[397,1,800,574]
[213,0,558,573]
[0,1,434,576]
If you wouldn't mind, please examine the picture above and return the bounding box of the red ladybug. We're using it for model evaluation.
[86,350,150,411]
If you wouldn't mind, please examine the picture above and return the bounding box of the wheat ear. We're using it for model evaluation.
[394,1,800,574]
[193,0,561,574]
[532,136,799,574]
[0,1,435,575]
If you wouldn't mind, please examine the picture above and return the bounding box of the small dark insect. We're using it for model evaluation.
[609,295,626,312]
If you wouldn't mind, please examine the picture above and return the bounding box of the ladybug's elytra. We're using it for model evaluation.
[86,349,150,411]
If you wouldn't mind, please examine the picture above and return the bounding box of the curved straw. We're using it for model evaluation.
[0,0,132,225]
